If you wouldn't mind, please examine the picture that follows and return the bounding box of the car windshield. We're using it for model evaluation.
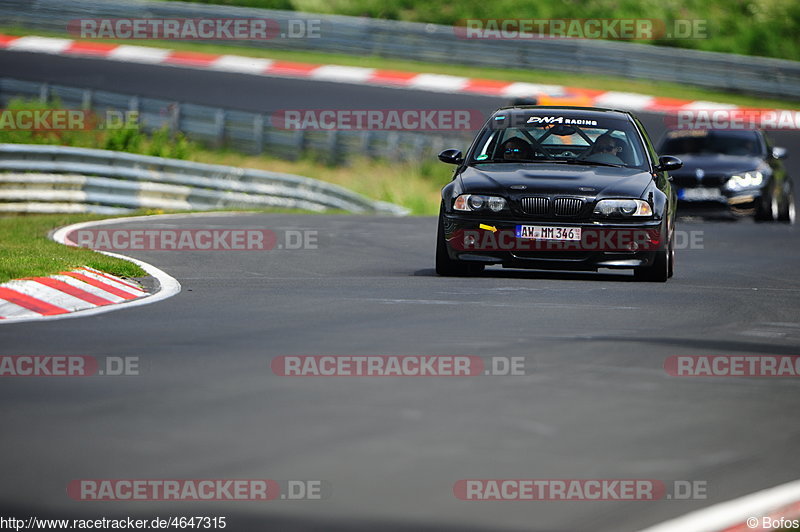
[469,114,649,170]
[659,129,763,157]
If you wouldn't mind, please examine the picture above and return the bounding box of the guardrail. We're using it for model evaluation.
[1,0,799,99]
[0,144,409,215]
[0,78,470,164]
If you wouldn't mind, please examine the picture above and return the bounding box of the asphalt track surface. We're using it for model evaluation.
[1,50,800,531]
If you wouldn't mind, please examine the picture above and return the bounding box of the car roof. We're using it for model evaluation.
[492,106,634,121]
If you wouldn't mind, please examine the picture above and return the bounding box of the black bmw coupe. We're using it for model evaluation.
[658,128,795,223]
[436,106,682,282]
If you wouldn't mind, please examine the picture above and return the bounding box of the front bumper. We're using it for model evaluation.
[442,213,667,271]
[677,188,762,217]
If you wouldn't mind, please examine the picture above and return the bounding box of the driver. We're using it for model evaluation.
[727,139,756,156]
[585,135,625,165]
[501,137,534,161]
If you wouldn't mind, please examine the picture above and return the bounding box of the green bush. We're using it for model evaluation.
[0,98,201,159]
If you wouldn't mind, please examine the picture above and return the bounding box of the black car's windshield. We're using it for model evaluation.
[469,113,649,170]
[659,129,763,157]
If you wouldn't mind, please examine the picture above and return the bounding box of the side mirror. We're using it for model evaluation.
[773,146,788,159]
[655,155,683,172]
[438,149,463,165]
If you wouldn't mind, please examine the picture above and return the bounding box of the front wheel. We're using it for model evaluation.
[778,184,796,224]
[755,186,780,222]
[435,211,484,276]
[634,232,671,283]
[667,230,675,279]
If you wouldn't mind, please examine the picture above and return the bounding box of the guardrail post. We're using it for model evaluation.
[386,132,400,160]
[291,129,306,161]
[214,109,225,149]
[81,89,92,110]
[326,130,342,165]
[38,83,49,103]
[430,136,445,158]
[359,131,372,154]
[253,114,264,154]
[169,102,181,133]
[412,134,425,159]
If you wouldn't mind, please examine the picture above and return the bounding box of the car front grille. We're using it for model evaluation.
[672,174,730,188]
[553,197,584,216]
[520,197,549,215]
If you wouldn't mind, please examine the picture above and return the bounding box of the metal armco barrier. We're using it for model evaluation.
[0,78,471,164]
[0,144,409,215]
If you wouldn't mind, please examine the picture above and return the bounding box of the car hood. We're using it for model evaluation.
[459,163,653,199]
[667,154,763,176]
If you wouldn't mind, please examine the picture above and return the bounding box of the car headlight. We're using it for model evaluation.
[454,194,507,212]
[725,171,763,191]
[593,199,653,217]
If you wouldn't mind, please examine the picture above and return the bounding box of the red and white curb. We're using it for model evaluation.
[639,478,800,532]
[0,215,182,324]
[0,34,788,115]
[0,266,146,320]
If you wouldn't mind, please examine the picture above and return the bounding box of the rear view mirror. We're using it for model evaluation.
[549,125,577,136]
[773,146,788,159]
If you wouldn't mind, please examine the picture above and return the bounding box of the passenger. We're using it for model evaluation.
[501,138,534,161]
[585,135,625,165]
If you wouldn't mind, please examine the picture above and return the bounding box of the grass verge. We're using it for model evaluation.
[190,151,452,215]
[0,213,147,284]
[1,26,798,111]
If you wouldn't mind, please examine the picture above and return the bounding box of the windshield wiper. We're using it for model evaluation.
[470,159,538,164]
[555,159,625,168]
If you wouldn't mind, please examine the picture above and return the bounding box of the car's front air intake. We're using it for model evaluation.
[520,197,549,215]
[553,197,584,216]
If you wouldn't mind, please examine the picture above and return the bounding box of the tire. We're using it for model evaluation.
[778,184,796,224]
[667,229,675,279]
[435,211,484,276]
[755,186,780,222]
[634,232,670,283]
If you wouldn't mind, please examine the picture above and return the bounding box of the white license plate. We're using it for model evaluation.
[516,225,581,240]
[679,187,725,202]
